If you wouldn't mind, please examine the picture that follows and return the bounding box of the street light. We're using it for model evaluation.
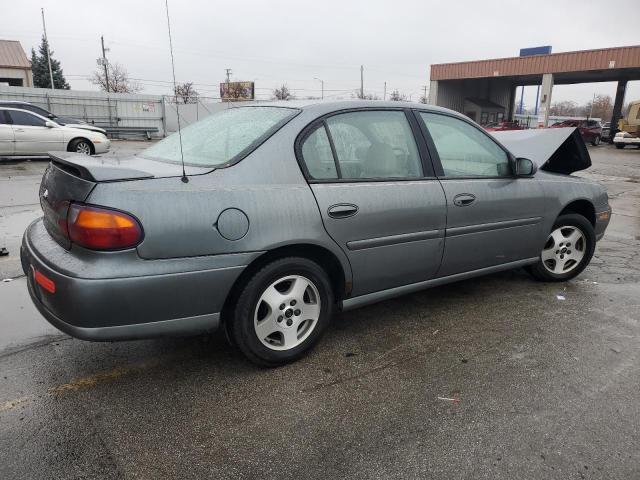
[313,77,324,100]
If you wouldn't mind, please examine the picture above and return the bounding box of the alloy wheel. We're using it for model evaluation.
[253,275,321,351]
[75,142,91,155]
[541,226,586,274]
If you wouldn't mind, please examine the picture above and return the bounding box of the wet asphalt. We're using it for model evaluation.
[1,144,639,479]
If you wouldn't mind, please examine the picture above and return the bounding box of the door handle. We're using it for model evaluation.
[453,193,476,207]
[328,203,358,219]
[14,128,24,132]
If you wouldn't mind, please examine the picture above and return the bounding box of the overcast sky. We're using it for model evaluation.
[2,0,638,108]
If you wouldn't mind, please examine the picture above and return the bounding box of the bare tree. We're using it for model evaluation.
[91,62,141,93]
[174,82,199,104]
[352,90,379,100]
[582,94,613,120]
[549,100,579,116]
[272,84,294,101]
[389,90,407,101]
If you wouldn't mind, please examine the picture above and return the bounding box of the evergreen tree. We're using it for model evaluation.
[31,36,70,89]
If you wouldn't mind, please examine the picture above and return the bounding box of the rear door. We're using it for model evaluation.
[0,111,14,155]
[417,111,546,277]
[298,109,447,296]
[7,110,65,155]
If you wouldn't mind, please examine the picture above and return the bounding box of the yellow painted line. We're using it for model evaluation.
[49,361,158,394]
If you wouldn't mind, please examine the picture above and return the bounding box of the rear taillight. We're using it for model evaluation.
[67,204,143,251]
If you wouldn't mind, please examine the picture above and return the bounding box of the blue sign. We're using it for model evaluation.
[519,46,552,57]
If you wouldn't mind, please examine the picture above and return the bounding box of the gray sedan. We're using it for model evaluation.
[21,101,611,365]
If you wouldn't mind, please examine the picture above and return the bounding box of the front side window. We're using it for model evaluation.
[420,112,511,178]
[325,110,422,179]
[8,110,46,127]
[141,106,299,167]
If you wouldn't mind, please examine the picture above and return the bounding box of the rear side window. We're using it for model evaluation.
[300,110,423,181]
[8,110,46,127]
[0,111,9,124]
[301,125,338,179]
[141,106,299,167]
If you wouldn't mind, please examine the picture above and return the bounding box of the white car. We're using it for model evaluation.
[0,107,110,157]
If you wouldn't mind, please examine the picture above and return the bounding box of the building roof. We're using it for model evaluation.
[431,45,640,81]
[0,40,31,69]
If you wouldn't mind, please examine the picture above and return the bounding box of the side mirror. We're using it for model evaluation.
[48,113,55,119]
[44,121,55,128]
[516,157,537,177]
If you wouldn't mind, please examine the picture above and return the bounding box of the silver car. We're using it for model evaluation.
[0,107,110,157]
[21,101,611,365]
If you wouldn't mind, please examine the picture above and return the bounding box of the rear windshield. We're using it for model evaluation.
[141,106,299,167]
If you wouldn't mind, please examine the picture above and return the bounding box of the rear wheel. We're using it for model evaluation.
[591,135,601,146]
[69,138,93,155]
[229,257,334,366]
[615,143,625,149]
[528,214,595,282]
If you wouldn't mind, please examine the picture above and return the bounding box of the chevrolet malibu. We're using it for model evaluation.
[21,101,611,365]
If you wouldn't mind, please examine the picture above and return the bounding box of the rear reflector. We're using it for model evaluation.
[34,270,56,294]
[67,204,143,251]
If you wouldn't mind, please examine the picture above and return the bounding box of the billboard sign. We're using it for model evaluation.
[519,46,552,57]
[220,81,255,101]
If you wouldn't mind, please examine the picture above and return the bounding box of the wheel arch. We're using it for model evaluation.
[222,242,351,325]
[558,199,596,226]
[67,137,95,154]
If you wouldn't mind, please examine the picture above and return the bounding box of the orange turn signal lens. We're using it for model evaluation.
[67,204,143,250]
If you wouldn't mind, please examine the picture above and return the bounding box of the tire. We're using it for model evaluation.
[69,138,93,155]
[229,257,334,366]
[615,144,625,149]
[528,214,596,282]
[591,136,601,146]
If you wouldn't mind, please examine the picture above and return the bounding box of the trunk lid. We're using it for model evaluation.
[40,152,210,248]
[491,127,591,174]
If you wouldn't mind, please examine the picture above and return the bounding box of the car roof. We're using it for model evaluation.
[235,99,466,119]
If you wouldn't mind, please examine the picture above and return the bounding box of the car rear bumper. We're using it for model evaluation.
[21,219,257,341]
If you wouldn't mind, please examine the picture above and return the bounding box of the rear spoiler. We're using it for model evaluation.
[48,152,154,182]
[491,127,591,175]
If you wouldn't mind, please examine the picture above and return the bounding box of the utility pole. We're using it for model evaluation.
[422,85,428,103]
[360,65,364,99]
[384,81,387,101]
[101,36,110,92]
[224,68,232,102]
[314,77,324,99]
[41,8,55,89]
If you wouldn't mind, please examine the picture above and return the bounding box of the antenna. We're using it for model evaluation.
[164,0,188,183]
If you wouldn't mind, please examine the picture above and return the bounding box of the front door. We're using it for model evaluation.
[298,109,447,296]
[7,110,65,155]
[0,111,14,155]
[418,111,546,277]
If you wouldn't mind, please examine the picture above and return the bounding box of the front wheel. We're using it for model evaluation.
[591,136,601,146]
[615,143,625,149]
[229,257,334,366]
[69,138,93,155]
[527,214,596,282]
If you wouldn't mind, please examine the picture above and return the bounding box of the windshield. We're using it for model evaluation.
[141,106,299,167]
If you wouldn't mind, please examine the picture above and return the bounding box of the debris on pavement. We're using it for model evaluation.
[610,347,622,354]
[0,247,8,257]
[2,278,13,283]
[432,329,439,335]
[556,294,566,300]
[437,396,462,404]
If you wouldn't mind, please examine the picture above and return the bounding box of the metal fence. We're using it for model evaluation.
[0,85,167,137]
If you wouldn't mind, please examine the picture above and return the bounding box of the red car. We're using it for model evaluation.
[551,119,602,146]
[484,121,525,132]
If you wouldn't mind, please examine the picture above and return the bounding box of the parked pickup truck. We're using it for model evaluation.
[613,100,640,149]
